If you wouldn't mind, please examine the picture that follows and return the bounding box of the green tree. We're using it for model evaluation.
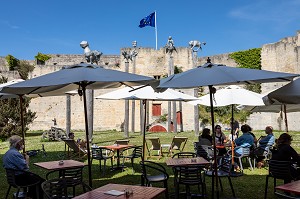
[0,77,36,140]
[17,60,35,79]
[230,48,262,93]
[5,55,19,71]
[35,52,51,65]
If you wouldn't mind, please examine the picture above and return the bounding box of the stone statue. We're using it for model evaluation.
[80,41,102,64]
[122,48,138,62]
[189,40,206,52]
[165,36,177,54]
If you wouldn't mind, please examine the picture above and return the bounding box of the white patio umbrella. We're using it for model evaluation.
[189,85,265,107]
[95,85,198,160]
[1,63,155,187]
[157,61,299,198]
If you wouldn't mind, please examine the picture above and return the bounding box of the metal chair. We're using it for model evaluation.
[194,142,216,161]
[232,146,253,171]
[41,178,68,199]
[46,167,87,197]
[175,165,206,198]
[91,147,114,175]
[172,152,197,158]
[120,145,143,173]
[264,160,297,199]
[205,156,236,198]
[252,145,272,168]
[5,169,41,199]
[114,139,130,145]
[140,160,169,198]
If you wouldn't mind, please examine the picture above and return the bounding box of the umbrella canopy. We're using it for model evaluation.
[1,63,155,187]
[1,63,155,96]
[95,85,198,160]
[0,79,24,99]
[158,61,299,199]
[267,78,300,104]
[159,63,297,89]
[189,85,265,106]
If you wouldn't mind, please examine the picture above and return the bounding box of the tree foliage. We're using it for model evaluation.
[17,60,35,79]
[5,55,19,71]
[0,78,36,140]
[35,52,51,62]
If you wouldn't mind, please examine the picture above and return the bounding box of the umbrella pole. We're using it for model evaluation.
[209,85,219,199]
[284,104,288,132]
[82,85,93,188]
[142,99,147,162]
[231,105,235,164]
[19,95,26,154]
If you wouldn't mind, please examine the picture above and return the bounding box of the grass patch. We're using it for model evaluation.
[0,130,298,198]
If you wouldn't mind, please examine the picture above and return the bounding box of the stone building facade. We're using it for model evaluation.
[1,30,300,131]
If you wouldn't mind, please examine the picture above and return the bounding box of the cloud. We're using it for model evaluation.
[229,0,300,24]
[0,20,19,29]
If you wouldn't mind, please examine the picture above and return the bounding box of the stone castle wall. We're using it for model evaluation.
[2,30,300,132]
[248,30,300,131]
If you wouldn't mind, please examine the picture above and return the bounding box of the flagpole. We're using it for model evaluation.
[155,11,157,50]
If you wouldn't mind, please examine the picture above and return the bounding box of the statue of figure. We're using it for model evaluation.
[165,36,177,54]
[189,40,206,52]
[80,41,102,65]
[122,51,132,62]
[122,48,138,62]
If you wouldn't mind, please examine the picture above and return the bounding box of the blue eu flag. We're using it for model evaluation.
[139,12,155,28]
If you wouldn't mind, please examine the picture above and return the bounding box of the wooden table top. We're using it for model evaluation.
[166,157,210,167]
[275,180,300,195]
[101,144,133,150]
[215,143,232,149]
[73,183,166,199]
[34,159,85,170]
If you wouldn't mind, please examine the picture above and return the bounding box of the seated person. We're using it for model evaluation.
[214,125,227,156]
[271,133,300,181]
[234,124,254,157]
[255,126,275,168]
[227,131,237,145]
[214,125,227,145]
[3,135,44,199]
[69,131,87,149]
[198,128,212,146]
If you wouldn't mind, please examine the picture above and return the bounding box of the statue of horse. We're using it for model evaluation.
[80,41,102,64]
[189,40,206,52]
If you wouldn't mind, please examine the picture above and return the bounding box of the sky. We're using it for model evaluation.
[1,0,300,60]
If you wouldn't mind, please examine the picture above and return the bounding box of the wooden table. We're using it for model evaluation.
[166,157,210,167]
[34,159,85,179]
[215,143,231,149]
[275,180,300,195]
[73,183,166,199]
[34,159,85,171]
[101,144,133,170]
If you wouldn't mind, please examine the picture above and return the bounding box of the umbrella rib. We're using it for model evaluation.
[28,87,42,95]
[120,82,134,89]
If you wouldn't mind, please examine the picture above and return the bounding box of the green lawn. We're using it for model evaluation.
[0,130,299,199]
